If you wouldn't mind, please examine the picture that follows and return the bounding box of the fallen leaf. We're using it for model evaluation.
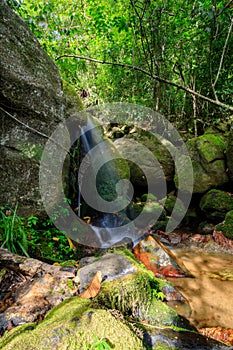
[79,271,102,299]
[199,327,233,346]
[66,236,76,249]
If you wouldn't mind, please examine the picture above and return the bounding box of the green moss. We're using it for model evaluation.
[216,210,233,239]
[62,79,84,112]
[200,189,233,220]
[0,298,143,350]
[193,134,226,162]
[16,142,44,160]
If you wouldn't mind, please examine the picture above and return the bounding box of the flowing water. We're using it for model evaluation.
[168,246,233,329]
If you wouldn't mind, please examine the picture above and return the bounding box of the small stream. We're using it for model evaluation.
[167,245,233,329]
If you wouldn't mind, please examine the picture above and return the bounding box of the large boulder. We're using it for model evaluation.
[0,2,82,215]
[114,129,174,193]
[175,134,228,193]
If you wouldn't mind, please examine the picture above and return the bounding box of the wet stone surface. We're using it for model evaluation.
[78,253,135,292]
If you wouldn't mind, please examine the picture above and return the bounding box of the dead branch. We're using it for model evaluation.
[56,54,233,111]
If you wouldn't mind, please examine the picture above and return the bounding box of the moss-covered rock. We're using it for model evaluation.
[96,268,193,331]
[0,298,143,350]
[175,134,228,194]
[199,189,233,221]
[114,129,174,192]
[216,210,233,239]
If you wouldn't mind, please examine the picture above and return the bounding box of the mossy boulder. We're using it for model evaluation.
[200,189,233,221]
[114,129,174,192]
[216,210,233,239]
[0,298,143,350]
[175,134,228,194]
[96,267,193,331]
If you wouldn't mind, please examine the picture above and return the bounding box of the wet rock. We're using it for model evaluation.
[0,249,79,332]
[132,235,192,278]
[78,253,135,292]
[200,189,233,221]
[143,327,232,350]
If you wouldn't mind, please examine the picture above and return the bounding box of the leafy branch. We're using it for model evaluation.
[56,55,233,111]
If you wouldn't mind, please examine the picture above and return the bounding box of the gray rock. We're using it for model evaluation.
[0,2,82,215]
[0,2,64,214]
[78,253,135,292]
[143,327,232,350]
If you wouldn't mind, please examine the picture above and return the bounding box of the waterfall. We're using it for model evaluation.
[77,116,138,248]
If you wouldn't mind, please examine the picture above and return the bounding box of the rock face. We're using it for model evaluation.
[0,2,82,215]
[175,134,228,193]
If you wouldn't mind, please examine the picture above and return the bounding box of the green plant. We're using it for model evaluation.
[0,204,29,257]
[86,337,114,350]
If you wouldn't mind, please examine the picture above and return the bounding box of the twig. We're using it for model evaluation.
[0,107,70,154]
[55,54,233,111]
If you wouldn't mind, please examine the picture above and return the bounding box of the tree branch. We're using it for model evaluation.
[217,0,233,17]
[213,17,233,88]
[56,54,233,111]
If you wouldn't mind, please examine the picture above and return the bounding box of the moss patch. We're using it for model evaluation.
[0,297,143,350]
[216,210,233,239]
[200,189,233,221]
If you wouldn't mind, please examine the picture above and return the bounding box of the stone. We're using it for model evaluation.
[175,134,229,193]
[114,129,174,192]
[0,2,83,215]
[200,189,233,221]
[78,253,135,293]
[143,327,232,350]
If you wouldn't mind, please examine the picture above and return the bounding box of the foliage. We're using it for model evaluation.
[0,204,78,261]
[0,204,29,257]
[27,215,77,262]
[11,0,232,135]
[86,337,114,349]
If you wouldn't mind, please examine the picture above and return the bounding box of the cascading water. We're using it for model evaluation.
[77,116,136,247]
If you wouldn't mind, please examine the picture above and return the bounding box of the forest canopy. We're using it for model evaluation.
[10,0,233,135]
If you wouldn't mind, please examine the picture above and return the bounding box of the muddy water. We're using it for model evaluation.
[167,247,233,329]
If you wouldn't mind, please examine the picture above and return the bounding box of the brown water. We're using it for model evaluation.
[167,247,233,329]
